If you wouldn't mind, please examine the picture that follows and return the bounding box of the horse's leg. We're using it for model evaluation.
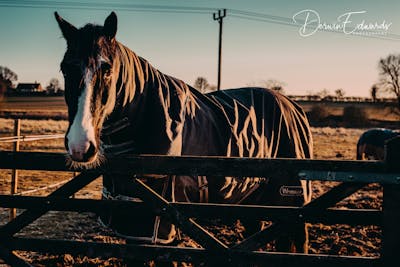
[277,174,309,254]
[252,171,308,253]
[239,191,263,237]
[295,222,309,253]
[274,223,309,253]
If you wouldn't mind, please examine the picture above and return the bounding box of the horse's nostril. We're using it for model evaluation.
[83,141,97,162]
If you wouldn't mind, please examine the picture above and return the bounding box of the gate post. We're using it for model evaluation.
[382,136,400,267]
[10,119,20,220]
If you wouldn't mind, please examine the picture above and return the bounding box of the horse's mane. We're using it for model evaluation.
[114,42,147,106]
[113,41,195,110]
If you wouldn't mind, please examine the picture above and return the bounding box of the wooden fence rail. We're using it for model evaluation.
[0,137,399,266]
[0,151,398,178]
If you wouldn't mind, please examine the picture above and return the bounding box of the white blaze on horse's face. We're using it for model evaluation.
[55,11,118,164]
[66,70,97,162]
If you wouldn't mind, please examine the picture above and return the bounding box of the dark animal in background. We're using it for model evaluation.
[55,12,314,253]
[356,128,399,160]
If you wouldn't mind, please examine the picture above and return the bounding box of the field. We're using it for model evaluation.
[0,115,383,266]
[0,96,66,111]
[0,97,67,120]
[1,96,400,127]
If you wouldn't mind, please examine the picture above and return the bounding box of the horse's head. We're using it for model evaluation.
[55,12,119,165]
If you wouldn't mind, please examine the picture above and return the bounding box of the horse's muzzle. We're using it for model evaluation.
[65,137,98,162]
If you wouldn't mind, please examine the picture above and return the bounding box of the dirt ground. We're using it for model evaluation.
[0,118,382,266]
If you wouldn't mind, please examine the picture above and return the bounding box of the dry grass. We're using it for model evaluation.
[0,118,68,135]
[311,127,365,160]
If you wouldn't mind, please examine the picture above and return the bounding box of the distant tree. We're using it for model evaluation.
[46,78,62,94]
[316,89,330,99]
[0,66,18,95]
[247,79,286,93]
[193,76,216,93]
[378,54,400,108]
[334,88,345,99]
[371,84,378,102]
[262,79,286,93]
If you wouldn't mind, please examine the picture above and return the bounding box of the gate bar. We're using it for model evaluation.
[6,237,379,267]
[0,195,383,226]
[0,172,100,238]
[0,244,32,267]
[0,151,398,176]
[131,178,228,251]
[234,182,366,250]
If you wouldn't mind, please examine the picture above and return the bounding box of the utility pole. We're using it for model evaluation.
[213,9,226,91]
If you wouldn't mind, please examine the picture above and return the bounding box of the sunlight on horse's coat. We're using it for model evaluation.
[56,11,313,252]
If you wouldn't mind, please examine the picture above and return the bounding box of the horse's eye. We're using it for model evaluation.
[101,63,112,75]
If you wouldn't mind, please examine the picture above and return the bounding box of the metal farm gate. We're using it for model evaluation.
[0,137,400,266]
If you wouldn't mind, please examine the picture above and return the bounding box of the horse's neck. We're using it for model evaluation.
[110,55,189,155]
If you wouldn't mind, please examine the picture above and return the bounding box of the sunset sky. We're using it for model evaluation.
[1,0,400,96]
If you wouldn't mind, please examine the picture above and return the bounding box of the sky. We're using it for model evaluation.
[1,0,400,97]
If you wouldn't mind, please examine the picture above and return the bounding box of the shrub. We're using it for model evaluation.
[342,106,368,127]
[308,105,329,123]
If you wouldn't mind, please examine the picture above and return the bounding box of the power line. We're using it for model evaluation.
[228,10,400,42]
[0,3,211,14]
[230,9,294,24]
[0,1,218,13]
[1,1,399,41]
[229,14,295,28]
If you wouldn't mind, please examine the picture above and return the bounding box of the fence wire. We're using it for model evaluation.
[0,134,64,143]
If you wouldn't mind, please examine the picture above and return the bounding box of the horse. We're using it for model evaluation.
[356,128,399,160]
[55,11,313,253]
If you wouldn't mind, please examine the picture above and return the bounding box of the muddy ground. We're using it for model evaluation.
[0,119,382,266]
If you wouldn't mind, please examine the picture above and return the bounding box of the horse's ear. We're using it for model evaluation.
[54,12,77,41]
[104,12,117,40]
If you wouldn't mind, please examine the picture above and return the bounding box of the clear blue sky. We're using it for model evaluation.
[1,0,400,96]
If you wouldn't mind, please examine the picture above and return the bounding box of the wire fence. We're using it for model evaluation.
[0,119,71,221]
[14,179,71,196]
[0,134,64,143]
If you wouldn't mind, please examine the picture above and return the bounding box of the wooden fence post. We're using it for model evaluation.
[72,172,78,199]
[9,119,20,221]
[382,136,400,267]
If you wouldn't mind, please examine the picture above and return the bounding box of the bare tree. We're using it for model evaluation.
[247,79,286,93]
[378,54,400,107]
[334,88,345,99]
[317,89,330,99]
[0,66,18,95]
[46,78,62,94]
[262,79,286,93]
[193,77,216,93]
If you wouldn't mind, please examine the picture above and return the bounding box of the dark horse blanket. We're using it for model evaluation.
[101,85,313,243]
